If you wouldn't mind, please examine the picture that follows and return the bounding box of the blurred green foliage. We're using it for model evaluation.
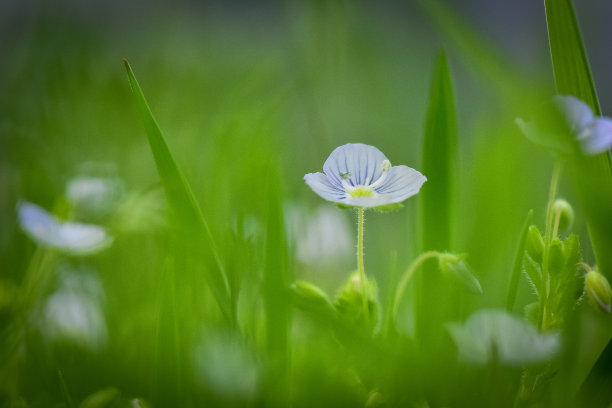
[1,1,612,407]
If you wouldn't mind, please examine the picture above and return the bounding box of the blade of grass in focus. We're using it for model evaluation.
[505,210,533,312]
[544,0,612,399]
[262,164,291,406]
[417,51,457,349]
[123,59,231,321]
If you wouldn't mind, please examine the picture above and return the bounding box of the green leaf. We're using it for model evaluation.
[549,238,565,277]
[123,60,231,319]
[523,254,543,298]
[417,50,459,345]
[506,210,534,312]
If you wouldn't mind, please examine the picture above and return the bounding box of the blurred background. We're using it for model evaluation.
[1,0,612,406]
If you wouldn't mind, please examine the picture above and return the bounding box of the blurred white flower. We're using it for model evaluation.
[447,309,560,366]
[66,177,122,217]
[193,331,258,398]
[286,205,352,265]
[41,268,107,351]
[42,290,107,350]
[18,201,113,255]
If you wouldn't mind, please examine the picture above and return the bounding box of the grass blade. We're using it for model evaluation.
[505,209,533,312]
[123,59,231,319]
[262,164,291,406]
[545,0,612,397]
[417,50,458,347]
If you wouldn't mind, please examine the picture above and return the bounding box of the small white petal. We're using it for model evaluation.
[554,95,594,134]
[58,223,113,254]
[18,201,64,248]
[304,173,346,204]
[375,165,427,201]
[323,143,388,188]
[579,118,612,154]
[17,201,112,255]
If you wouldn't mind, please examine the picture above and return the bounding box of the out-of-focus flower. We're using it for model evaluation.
[66,177,122,218]
[18,201,113,255]
[447,309,560,366]
[193,330,258,399]
[286,205,352,266]
[554,95,612,155]
[66,162,124,219]
[516,95,612,155]
[42,286,107,351]
[304,143,426,208]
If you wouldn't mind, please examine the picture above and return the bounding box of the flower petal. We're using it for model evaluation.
[374,165,427,202]
[58,223,113,254]
[554,95,594,134]
[304,172,346,204]
[323,143,388,188]
[18,201,63,248]
[579,118,612,155]
[17,200,112,255]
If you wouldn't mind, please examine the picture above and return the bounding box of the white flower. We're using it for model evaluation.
[447,309,560,366]
[17,201,113,255]
[553,95,612,154]
[286,205,352,265]
[66,176,122,217]
[304,143,427,208]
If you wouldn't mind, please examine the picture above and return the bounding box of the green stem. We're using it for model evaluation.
[357,207,368,323]
[391,251,441,325]
[540,161,562,330]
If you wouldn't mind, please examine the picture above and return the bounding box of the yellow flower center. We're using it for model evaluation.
[349,186,374,198]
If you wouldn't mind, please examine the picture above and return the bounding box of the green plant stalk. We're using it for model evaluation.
[357,207,369,323]
[540,162,562,331]
[392,251,441,325]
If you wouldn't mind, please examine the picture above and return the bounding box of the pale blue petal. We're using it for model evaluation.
[58,223,113,254]
[18,201,63,248]
[554,95,594,134]
[323,143,388,188]
[17,200,112,255]
[304,173,346,204]
[580,118,612,154]
[375,165,427,201]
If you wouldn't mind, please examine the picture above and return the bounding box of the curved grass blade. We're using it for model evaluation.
[505,210,533,312]
[417,50,458,347]
[123,60,231,319]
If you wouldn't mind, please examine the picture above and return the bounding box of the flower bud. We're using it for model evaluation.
[335,272,379,329]
[291,280,334,316]
[526,225,544,264]
[585,270,612,314]
[439,254,483,295]
[553,199,574,233]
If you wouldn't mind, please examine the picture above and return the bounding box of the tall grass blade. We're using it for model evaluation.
[262,164,291,406]
[123,60,231,319]
[417,50,458,347]
[545,0,612,397]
